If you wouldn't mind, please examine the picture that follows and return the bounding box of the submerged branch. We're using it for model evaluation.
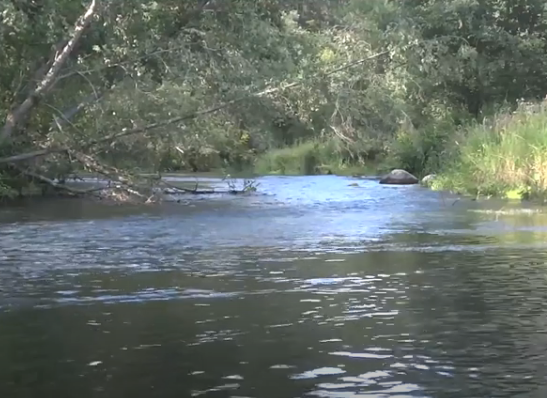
[160,178,215,195]
[11,165,97,196]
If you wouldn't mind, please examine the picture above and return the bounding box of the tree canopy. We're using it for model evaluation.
[1,0,547,198]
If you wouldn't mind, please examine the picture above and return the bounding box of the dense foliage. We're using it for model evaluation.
[1,0,547,198]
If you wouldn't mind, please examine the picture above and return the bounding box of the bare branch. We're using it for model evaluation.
[0,149,53,164]
[68,150,149,199]
[11,165,90,196]
[45,91,105,130]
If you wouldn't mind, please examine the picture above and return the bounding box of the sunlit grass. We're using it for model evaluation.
[254,138,384,176]
[435,101,547,200]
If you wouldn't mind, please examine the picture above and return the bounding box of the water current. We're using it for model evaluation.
[1,175,547,397]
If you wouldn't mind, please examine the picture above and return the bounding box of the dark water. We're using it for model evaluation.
[2,175,547,398]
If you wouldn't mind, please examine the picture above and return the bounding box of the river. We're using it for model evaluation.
[1,175,547,397]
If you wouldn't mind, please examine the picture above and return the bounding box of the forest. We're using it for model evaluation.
[2,0,547,200]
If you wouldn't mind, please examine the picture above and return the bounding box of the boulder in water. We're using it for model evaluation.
[421,174,437,187]
[379,169,419,185]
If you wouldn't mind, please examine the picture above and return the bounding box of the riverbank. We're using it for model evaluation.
[0,174,239,204]
[253,101,547,202]
[2,101,546,203]
[252,139,390,177]
[430,101,547,200]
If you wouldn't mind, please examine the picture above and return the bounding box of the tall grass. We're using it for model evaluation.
[435,101,547,199]
[254,100,547,201]
[253,138,384,176]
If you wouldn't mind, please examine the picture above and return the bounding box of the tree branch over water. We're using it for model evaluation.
[93,50,388,143]
[5,0,540,200]
[0,49,388,165]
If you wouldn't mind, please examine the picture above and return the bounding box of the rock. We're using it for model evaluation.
[379,169,419,185]
[421,174,437,187]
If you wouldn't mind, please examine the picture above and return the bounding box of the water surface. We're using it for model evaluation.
[1,175,547,398]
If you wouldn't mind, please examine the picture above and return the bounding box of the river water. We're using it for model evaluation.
[1,175,547,398]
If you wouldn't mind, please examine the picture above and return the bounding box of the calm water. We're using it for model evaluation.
[1,175,547,398]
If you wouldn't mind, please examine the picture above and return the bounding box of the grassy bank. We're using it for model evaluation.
[251,100,547,202]
[433,101,547,200]
[253,139,389,177]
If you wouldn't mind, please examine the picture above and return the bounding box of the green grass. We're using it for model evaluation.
[433,101,547,200]
[253,139,385,176]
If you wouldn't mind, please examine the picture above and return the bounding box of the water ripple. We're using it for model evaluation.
[1,176,547,397]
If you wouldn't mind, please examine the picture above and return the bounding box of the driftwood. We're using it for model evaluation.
[9,166,123,202]
[6,164,253,204]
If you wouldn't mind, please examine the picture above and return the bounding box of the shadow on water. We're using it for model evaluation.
[1,175,547,397]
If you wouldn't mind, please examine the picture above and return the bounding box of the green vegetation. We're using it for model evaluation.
[2,0,547,200]
[254,139,385,176]
[431,101,547,199]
